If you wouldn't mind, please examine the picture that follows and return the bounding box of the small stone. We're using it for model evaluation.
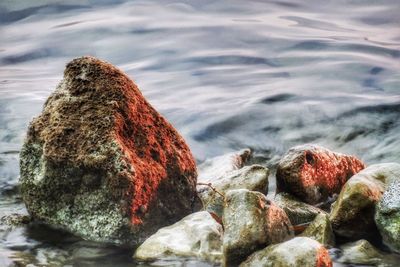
[133,211,223,263]
[198,149,251,182]
[330,163,400,240]
[198,165,269,217]
[300,213,335,247]
[375,179,400,253]
[240,237,332,267]
[222,189,293,266]
[338,240,388,266]
[276,144,365,205]
[274,192,326,226]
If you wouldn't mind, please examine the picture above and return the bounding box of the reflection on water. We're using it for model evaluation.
[0,0,399,266]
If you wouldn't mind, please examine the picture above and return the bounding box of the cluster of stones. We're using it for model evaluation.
[19,57,400,266]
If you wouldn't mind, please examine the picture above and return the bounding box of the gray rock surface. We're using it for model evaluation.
[375,179,400,253]
[300,213,335,247]
[274,192,326,226]
[330,163,400,239]
[134,211,223,263]
[198,165,269,217]
[222,189,293,266]
[19,56,198,246]
[240,237,332,267]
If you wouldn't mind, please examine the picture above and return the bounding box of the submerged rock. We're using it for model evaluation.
[274,192,326,227]
[133,211,223,263]
[198,148,251,182]
[330,163,400,240]
[338,240,388,266]
[300,213,335,247]
[19,56,198,246]
[276,144,365,205]
[222,189,293,266]
[197,165,269,217]
[240,237,332,267]
[375,179,400,253]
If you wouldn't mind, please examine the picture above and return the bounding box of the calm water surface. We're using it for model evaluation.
[0,0,400,266]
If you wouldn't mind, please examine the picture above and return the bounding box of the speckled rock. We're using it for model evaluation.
[274,192,326,227]
[276,144,365,205]
[197,165,269,217]
[338,240,389,266]
[330,163,400,240]
[300,213,335,247]
[375,179,400,253]
[222,189,294,266]
[133,211,223,263]
[240,237,332,267]
[19,56,198,246]
[198,149,251,182]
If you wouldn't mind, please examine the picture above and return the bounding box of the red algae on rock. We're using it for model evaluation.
[276,144,365,205]
[20,56,198,246]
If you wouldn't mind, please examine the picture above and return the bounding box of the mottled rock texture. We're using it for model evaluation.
[276,144,365,205]
[338,240,388,267]
[240,237,332,267]
[222,189,293,266]
[274,192,326,226]
[375,179,400,253]
[330,163,400,240]
[20,56,198,246]
[198,164,269,217]
[134,211,223,262]
[300,213,335,247]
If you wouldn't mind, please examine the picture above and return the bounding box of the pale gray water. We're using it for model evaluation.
[0,0,400,266]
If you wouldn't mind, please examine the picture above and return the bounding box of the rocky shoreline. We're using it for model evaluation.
[15,57,400,266]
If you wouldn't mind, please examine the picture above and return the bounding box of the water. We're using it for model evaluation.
[0,0,399,265]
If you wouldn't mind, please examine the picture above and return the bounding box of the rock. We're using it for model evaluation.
[133,211,223,263]
[19,56,198,246]
[375,179,400,253]
[197,165,269,217]
[240,237,332,267]
[330,163,400,240]
[274,192,326,227]
[0,213,31,228]
[222,189,294,266]
[198,148,251,182]
[276,144,365,205]
[338,240,388,266]
[300,213,335,247]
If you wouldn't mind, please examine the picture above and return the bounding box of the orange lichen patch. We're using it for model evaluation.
[277,145,365,204]
[315,245,333,267]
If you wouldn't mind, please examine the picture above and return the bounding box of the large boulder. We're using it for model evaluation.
[240,237,332,267]
[300,213,335,247]
[133,211,223,263]
[276,144,365,205]
[197,165,269,217]
[19,56,198,246]
[274,192,326,227]
[337,239,391,266]
[330,163,400,240]
[222,189,293,266]
[375,179,400,253]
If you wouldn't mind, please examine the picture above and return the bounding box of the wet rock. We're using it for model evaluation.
[330,163,400,240]
[198,148,251,182]
[134,211,223,263]
[338,240,388,266]
[222,189,293,266]
[300,213,335,247]
[240,237,332,267]
[276,144,365,205]
[375,179,400,253]
[197,165,269,217]
[0,213,31,228]
[274,192,326,227]
[19,56,198,246]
